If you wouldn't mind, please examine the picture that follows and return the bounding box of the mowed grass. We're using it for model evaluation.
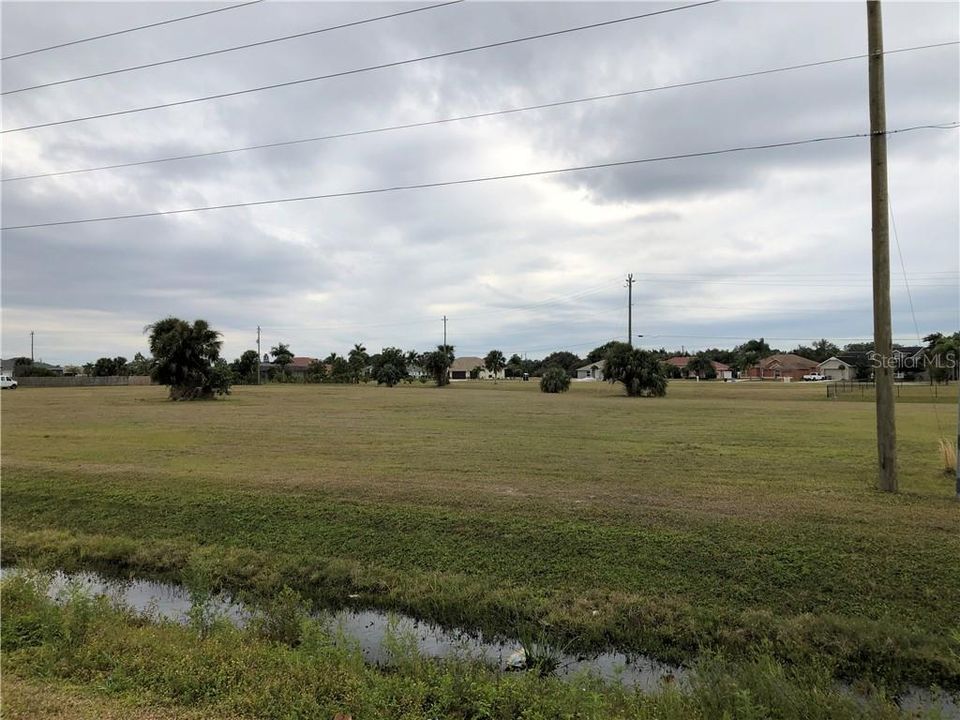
[2,380,959,687]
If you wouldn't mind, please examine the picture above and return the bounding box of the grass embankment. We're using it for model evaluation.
[2,382,959,691]
[0,574,922,719]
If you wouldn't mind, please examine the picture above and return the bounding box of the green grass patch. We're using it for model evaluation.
[2,382,958,691]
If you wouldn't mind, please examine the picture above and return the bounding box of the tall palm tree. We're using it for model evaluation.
[271,343,294,375]
[348,343,369,383]
[484,349,506,383]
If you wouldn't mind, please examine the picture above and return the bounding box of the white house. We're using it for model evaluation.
[575,360,605,381]
[818,356,857,381]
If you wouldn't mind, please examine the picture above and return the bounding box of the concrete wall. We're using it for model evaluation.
[14,375,153,388]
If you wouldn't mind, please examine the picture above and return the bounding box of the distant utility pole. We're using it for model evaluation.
[30,330,34,361]
[626,274,635,347]
[867,0,897,492]
[256,325,262,385]
[442,315,447,348]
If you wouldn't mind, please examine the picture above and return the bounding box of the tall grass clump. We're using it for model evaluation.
[938,438,957,475]
[182,555,226,639]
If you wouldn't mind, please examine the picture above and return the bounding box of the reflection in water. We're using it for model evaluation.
[0,568,681,690]
[2,567,957,714]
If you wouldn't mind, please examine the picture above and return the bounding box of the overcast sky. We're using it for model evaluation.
[2,0,957,365]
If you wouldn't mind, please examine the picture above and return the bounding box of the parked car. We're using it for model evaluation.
[1,375,18,389]
[802,373,827,382]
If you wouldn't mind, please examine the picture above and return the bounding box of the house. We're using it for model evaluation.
[258,356,322,380]
[663,356,733,380]
[2,358,64,376]
[448,356,503,380]
[893,346,928,380]
[287,357,317,377]
[575,360,605,381]
[407,363,426,380]
[818,356,857,381]
[746,353,819,381]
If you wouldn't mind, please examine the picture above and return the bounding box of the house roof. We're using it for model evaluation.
[818,356,847,368]
[288,356,317,368]
[450,356,485,372]
[894,346,924,358]
[758,353,819,371]
[837,352,868,364]
[664,356,730,371]
[576,359,606,372]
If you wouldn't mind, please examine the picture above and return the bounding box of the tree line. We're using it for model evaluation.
[30,317,955,401]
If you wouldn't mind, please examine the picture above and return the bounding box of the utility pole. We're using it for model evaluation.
[626,274,635,347]
[867,0,897,492]
[442,315,447,348]
[30,331,34,361]
[256,326,262,385]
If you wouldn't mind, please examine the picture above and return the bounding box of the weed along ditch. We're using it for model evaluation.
[0,567,685,691]
[3,566,958,717]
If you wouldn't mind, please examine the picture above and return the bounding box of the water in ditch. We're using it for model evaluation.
[2,567,957,715]
[1,568,682,692]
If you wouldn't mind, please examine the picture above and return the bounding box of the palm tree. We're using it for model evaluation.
[271,343,294,376]
[484,349,506,383]
[423,344,455,386]
[684,353,715,380]
[145,317,229,400]
[925,332,960,382]
[348,343,368,383]
[605,342,667,397]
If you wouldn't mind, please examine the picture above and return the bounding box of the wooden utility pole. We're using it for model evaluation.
[867,0,897,492]
[442,315,447,348]
[626,274,635,347]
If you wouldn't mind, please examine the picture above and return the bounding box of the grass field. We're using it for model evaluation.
[2,380,959,712]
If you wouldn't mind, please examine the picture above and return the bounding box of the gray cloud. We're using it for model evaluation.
[2,1,957,364]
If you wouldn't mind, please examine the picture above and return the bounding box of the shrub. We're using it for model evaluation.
[540,367,570,393]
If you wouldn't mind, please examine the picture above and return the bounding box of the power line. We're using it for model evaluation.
[889,197,945,435]
[1,0,719,134]
[5,39,954,183]
[629,269,958,277]
[2,1,465,96]
[641,334,929,341]
[3,122,955,232]
[1,0,265,61]
[628,276,956,287]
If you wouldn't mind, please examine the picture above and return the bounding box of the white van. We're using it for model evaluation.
[0,375,18,389]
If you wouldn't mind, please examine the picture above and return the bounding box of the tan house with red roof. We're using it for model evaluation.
[746,353,818,381]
